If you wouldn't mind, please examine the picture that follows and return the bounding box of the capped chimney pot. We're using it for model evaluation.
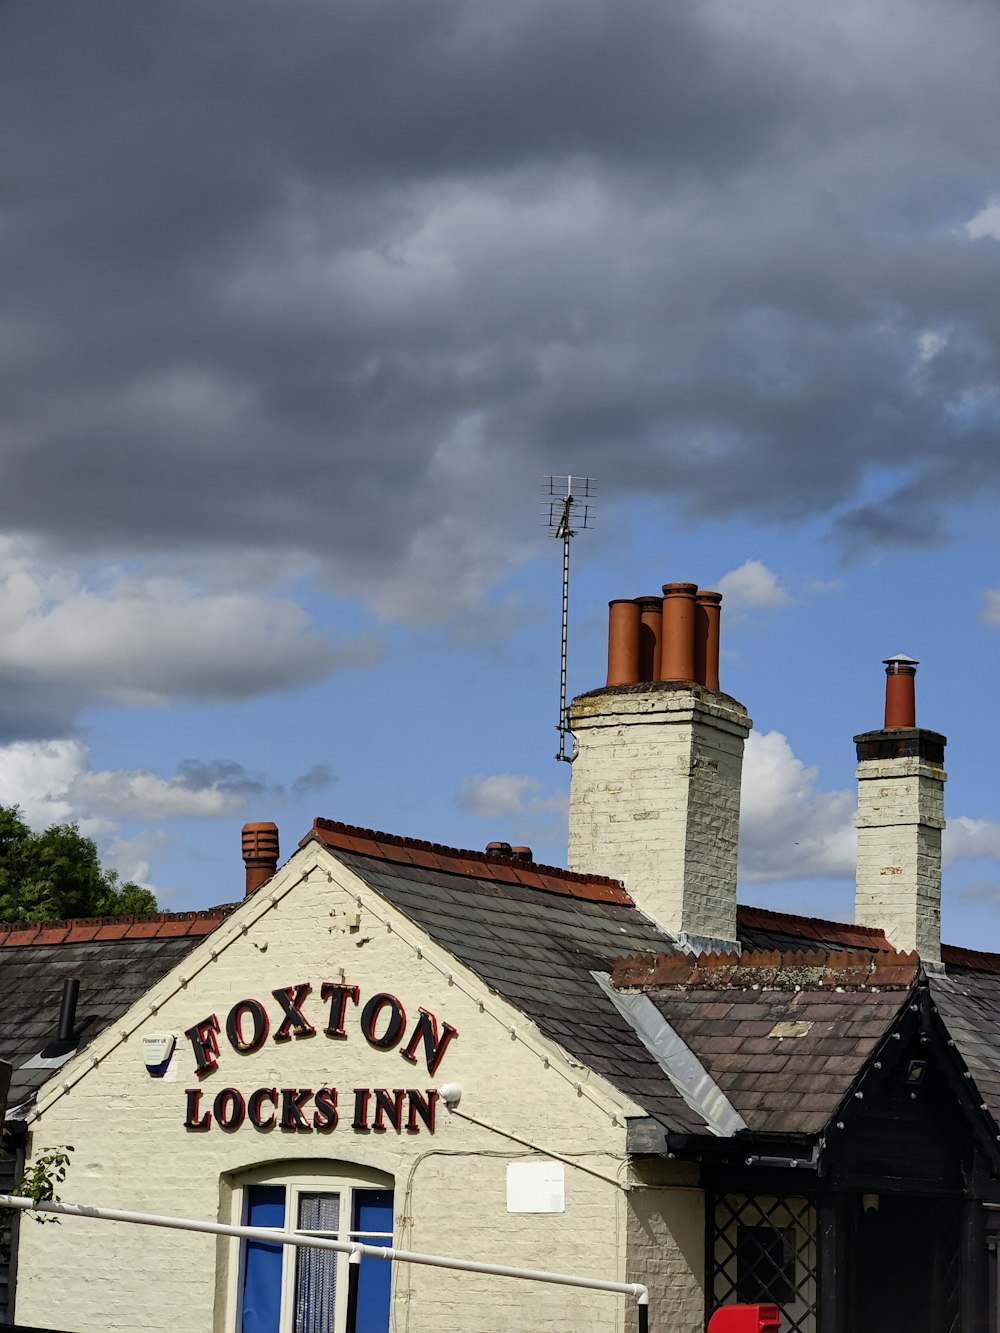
[511,846,533,863]
[606,599,642,686]
[486,841,513,856]
[242,821,279,897]
[659,582,698,682]
[883,654,918,728]
[855,655,944,965]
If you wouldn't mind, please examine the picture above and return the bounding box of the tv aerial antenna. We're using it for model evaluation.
[545,475,595,763]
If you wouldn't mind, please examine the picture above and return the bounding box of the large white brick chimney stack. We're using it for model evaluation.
[854,655,946,965]
[567,581,751,950]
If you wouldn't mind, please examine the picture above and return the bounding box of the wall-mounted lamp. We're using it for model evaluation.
[904,1059,928,1088]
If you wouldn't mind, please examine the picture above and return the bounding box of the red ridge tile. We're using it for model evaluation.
[65,924,101,943]
[942,944,1000,975]
[155,918,199,938]
[0,907,232,947]
[303,816,632,907]
[33,926,71,945]
[610,942,919,992]
[737,904,891,950]
[94,923,131,940]
[1,926,41,946]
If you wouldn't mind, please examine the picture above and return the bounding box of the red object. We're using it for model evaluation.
[883,655,918,728]
[242,821,279,896]
[659,581,698,681]
[607,598,641,685]
[635,595,663,681]
[694,589,722,691]
[707,1305,781,1333]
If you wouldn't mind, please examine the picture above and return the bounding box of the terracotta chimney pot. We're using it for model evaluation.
[695,590,723,691]
[242,821,279,897]
[635,596,663,682]
[659,582,698,682]
[883,654,918,728]
[606,599,641,686]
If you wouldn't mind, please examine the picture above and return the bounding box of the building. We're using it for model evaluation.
[3,579,1000,1332]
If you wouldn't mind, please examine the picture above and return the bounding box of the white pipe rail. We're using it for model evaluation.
[0,1193,650,1323]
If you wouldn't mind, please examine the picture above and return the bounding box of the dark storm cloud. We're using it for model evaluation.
[174,759,268,800]
[290,764,338,798]
[4,0,1000,605]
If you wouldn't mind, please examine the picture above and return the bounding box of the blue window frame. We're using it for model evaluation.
[236,1173,393,1333]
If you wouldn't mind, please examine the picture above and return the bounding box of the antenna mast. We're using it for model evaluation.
[545,475,595,762]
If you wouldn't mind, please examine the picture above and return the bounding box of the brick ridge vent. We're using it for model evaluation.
[941,943,1000,975]
[0,906,235,947]
[737,903,891,949]
[303,817,633,905]
[611,945,920,991]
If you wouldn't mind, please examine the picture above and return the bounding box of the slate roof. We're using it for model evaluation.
[736,904,892,955]
[611,948,917,1135]
[0,910,234,1114]
[7,812,1000,1153]
[929,966,1000,1129]
[304,819,709,1131]
[300,820,973,1141]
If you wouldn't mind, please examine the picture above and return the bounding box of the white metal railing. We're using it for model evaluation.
[0,1192,650,1329]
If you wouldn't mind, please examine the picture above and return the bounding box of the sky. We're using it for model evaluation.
[3,0,1000,947]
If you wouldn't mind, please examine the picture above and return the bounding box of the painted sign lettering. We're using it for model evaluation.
[184,1086,438,1134]
[184,982,457,1078]
[181,981,455,1134]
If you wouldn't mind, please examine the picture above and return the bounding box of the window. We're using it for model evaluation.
[711,1194,817,1333]
[736,1223,795,1306]
[232,1166,393,1333]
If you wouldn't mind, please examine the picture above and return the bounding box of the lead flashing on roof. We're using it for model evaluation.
[593,971,747,1138]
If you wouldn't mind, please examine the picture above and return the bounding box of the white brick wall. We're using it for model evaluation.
[567,687,751,943]
[854,756,946,963]
[626,1160,705,1333]
[13,848,708,1333]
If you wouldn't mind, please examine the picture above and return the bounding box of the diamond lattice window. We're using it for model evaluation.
[711,1194,818,1333]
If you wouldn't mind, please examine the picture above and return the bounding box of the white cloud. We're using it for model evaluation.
[0,738,287,899]
[0,538,382,737]
[739,730,855,881]
[965,200,1000,242]
[0,738,252,831]
[981,589,1000,625]
[456,773,567,818]
[0,738,85,830]
[70,768,248,821]
[739,733,1000,888]
[101,830,177,891]
[944,815,1000,865]
[717,559,791,611]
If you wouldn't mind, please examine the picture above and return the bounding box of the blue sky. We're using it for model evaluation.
[3,0,1000,948]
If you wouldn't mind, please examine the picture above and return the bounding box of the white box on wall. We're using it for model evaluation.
[506,1161,565,1213]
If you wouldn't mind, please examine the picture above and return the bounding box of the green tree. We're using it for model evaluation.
[0,805,158,921]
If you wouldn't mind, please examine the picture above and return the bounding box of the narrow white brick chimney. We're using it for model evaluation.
[854,655,946,965]
[567,582,751,949]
